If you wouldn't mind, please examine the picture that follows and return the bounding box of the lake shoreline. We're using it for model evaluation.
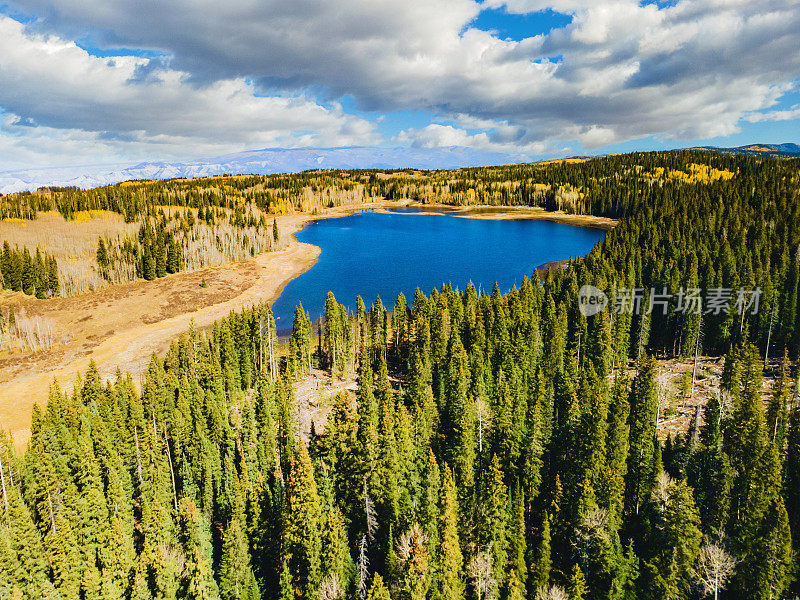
[374,201,618,231]
[270,202,607,327]
[0,240,323,449]
[0,200,410,448]
[0,199,607,449]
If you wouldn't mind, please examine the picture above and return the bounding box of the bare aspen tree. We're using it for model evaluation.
[535,585,569,600]
[467,550,495,600]
[259,315,264,372]
[358,535,369,599]
[134,425,143,485]
[363,478,378,542]
[764,297,777,369]
[718,390,734,423]
[652,471,673,509]
[656,376,675,425]
[395,523,427,567]
[573,506,610,565]
[475,396,491,453]
[268,315,275,379]
[696,537,737,600]
[0,452,7,512]
[163,425,178,510]
[690,314,702,401]
[319,573,342,600]
[10,313,57,351]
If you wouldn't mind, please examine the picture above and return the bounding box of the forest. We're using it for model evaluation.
[0,150,781,297]
[0,150,799,600]
[1,242,59,298]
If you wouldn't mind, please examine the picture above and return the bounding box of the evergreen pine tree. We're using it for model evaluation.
[480,455,508,589]
[284,443,322,599]
[434,465,464,600]
[568,564,588,600]
[737,498,793,600]
[625,354,658,519]
[219,477,259,600]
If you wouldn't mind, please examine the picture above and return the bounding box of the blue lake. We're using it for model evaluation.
[270,209,606,331]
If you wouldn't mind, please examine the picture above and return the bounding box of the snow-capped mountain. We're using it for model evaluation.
[693,143,800,157]
[0,146,526,194]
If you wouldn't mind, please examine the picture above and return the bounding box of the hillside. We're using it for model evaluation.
[0,150,799,600]
[693,142,800,158]
[0,146,524,194]
[3,143,797,196]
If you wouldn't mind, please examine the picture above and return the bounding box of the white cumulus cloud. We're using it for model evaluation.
[0,16,379,168]
[0,0,799,167]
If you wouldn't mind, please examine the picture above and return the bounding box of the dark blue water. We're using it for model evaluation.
[270,210,605,331]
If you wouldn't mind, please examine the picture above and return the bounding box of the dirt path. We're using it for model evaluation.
[0,239,319,446]
[0,201,406,448]
[0,199,612,448]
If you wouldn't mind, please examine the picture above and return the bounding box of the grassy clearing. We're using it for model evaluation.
[0,306,58,353]
[0,205,281,297]
[1,211,138,295]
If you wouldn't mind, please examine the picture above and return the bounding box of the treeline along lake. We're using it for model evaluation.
[270,209,606,331]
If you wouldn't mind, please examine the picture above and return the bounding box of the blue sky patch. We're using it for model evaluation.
[470,7,572,41]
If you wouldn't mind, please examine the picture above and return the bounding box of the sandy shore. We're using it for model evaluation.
[380,202,618,230]
[0,199,611,448]
[0,203,396,448]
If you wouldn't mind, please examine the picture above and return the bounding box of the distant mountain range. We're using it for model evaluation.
[692,143,800,157]
[1,143,797,195]
[0,146,527,194]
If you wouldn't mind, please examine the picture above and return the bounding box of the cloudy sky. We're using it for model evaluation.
[0,0,798,170]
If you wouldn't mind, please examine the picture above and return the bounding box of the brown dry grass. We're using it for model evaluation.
[381,202,618,231]
[0,198,616,450]
[652,355,785,440]
[1,211,139,295]
[0,201,398,449]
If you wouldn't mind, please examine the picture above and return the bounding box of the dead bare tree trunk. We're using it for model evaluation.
[690,315,702,401]
[267,316,277,380]
[764,299,777,369]
[0,453,8,512]
[259,315,264,373]
[134,426,143,485]
[47,489,56,533]
[163,425,178,511]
